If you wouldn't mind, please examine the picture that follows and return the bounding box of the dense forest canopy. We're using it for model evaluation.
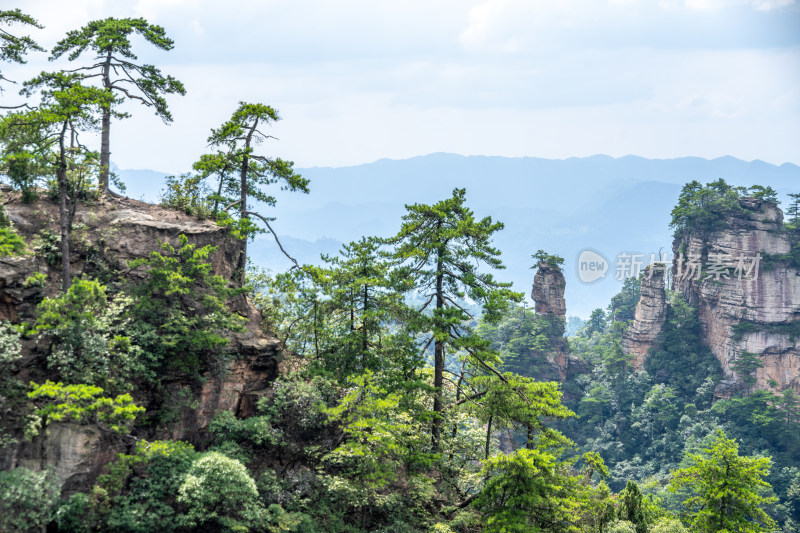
[0,10,799,533]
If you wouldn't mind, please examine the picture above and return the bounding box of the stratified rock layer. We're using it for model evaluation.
[672,198,800,394]
[532,262,567,317]
[531,260,568,378]
[622,265,668,369]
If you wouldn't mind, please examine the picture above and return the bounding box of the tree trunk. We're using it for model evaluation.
[99,51,112,194]
[237,151,248,282]
[213,171,224,216]
[485,416,493,459]
[362,282,369,353]
[313,298,319,358]
[58,122,71,292]
[236,119,259,283]
[432,245,444,452]
[449,363,466,460]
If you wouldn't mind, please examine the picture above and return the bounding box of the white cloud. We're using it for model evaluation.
[2,0,798,171]
[751,0,796,9]
[133,0,199,20]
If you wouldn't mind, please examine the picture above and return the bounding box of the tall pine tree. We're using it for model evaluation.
[389,188,521,451]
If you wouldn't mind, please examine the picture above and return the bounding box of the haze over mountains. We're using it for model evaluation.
[116,154,800,318]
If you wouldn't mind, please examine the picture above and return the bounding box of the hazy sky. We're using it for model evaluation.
[4,0,800,172]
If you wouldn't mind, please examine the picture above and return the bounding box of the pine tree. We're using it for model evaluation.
[315,236,418,381]
[0,9,43,94]
[50,18,185,193]
[16,72,114,290]
[669,430,778,533]
[203,102,308,279]
[389,188,522,451]
[732,350,763,391]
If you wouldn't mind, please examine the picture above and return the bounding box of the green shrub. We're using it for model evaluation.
[129,234,246,376]
[23,271,47,287]
[607,521,636,533]
[0,226,26,256]
[33,278,143,390]
[31,229,61,267]
[100,440,197,533]
[650,517,688,533]
[159,173,212,218]
[28,380,145,434]
[0,467,59,533]
[177,451,265,530]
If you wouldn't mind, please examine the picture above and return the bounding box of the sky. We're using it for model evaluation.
[1,0,799,173]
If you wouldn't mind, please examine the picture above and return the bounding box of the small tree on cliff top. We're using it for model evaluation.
[16,71,114,291]
[532,249,564,269]
[50,17,185,193]
[204,102,308,279]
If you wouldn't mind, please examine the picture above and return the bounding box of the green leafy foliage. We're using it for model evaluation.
[478,305,562,379]
[616,480,649,533]
[28,380,144,433]
[0,467,58,533]
[649,517,688,533]
[33,277,142,389]
[128,234,246,376]
[323,370,432,489]
[645,293,722,405]
[670,179,749,239]
[177,451,266,531]
[475,447,578,532]
[732,351,764,389]
[0,9,43,87]
[98,440,197,532]
[532,249,565,269]
[159,172,212,217]
[607,276,640,324]
[0,224,26,256]
[669,430,778,532]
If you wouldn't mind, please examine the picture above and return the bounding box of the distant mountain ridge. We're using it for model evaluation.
[113,154,800,317]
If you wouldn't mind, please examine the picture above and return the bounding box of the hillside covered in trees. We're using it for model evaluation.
[1,9,799,533]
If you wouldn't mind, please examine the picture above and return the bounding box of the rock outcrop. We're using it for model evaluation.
[0,255,42,322]
[622,264,668,369]
[672,198,800,394]
[0,190,283,490]
[532,261,567,317]
[531,260,568,378]
[15,423,127,494]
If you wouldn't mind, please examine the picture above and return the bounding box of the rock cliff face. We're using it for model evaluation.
[671,198,800,394]
[531,260,568,378]
[0,189,282,490]
[622,265,668,369]
[532,262,567,317]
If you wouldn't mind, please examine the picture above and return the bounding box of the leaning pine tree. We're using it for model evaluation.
[389,188,522,451]
[202,102,309,279]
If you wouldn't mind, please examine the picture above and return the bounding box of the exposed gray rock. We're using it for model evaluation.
[531,261,567,317]
[673,198,800,393]
[622,264,668,369]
